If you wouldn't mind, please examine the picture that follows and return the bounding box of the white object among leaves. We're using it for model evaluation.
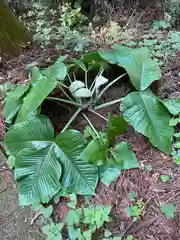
[74,88,92,98]
[69,80,85,94]
[95,76,109,90]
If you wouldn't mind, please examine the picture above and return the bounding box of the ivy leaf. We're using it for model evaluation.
[107,112,127,144]
[83,230,92,240]
[111,142,139,170]
[100,45,161,91]
[120,90,173,154]
[42,205,53,218]
[80,137,109,164]
[68,226,81,240]
[66,209,82,226]
[162,99,180,115]
[160,203,176,219]
[99,165,121,185]
[160,175,169,182]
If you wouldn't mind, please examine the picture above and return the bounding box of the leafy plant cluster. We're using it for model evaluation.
[124,20,180,66]
[127,199,144,222]
[2,45,179,217]
[169,103,180,165]
[32,192,114,240]
[21,1,87,49]
[165,0,180,27]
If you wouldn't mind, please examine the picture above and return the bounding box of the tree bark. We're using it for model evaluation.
[0,2,32,57]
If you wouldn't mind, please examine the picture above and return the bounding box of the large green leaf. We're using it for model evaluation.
[3,85,29,124]
[43,56,67,81]
[55,131,98,195]
[4,117,98,202]
[107,112,127,144]
[120,90,173,153]
[99,45,161,91]
[111,142,139,170]
[3,117,54,156]
[17,75,57,121]
[15,147,62,205]
[99,165,121,185]
[80,137,109,164]
[161,99,180,115]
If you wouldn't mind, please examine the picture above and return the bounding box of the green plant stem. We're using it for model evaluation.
[85,71,88,88]
[67,73,72,83]
[47,97,82,108]
[88,109,108,122]
[94,98,124,110]
[59,82,69,89]
[98,73,127,99]
[58,84,73,101]
[82,113,100,138]
[61,108,82,133]
[90,68,104,91]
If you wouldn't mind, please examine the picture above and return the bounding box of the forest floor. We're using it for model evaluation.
[0,4,180,240]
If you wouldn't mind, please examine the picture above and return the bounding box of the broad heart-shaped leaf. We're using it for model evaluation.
[4,117,98,202]
[4,98,21,124]
[43,56,67,81]
[99,45,161,91]
[111,142,139,170]
[15,147,62,206]
[80,137,109,164]
[161,99,180,115]
[107,112,127,144]
[99,165,121,185]
[17,75,57,122]
[3,117,54,156]
[3,84,29,124]
[120,90,173,154]
[55,131,98,195]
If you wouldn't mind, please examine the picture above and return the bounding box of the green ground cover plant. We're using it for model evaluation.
[1,42,179,239]
[3,45,178,206]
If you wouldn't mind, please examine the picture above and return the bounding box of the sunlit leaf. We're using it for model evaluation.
[161,99,180,115]
[120,90,173,153]
[15,147,62,205]
[17,75,57,121]
[107,112,127,144]
[111,142,139,170]
[80,137,109,164]
[99,165,121,185]
[55,130,98,195]
[3,84,29,124]
[160,203,176,219]
[43,56,67,81]
[99,45,161,91]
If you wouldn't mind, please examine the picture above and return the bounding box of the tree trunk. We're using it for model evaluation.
[0,2,32,57]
